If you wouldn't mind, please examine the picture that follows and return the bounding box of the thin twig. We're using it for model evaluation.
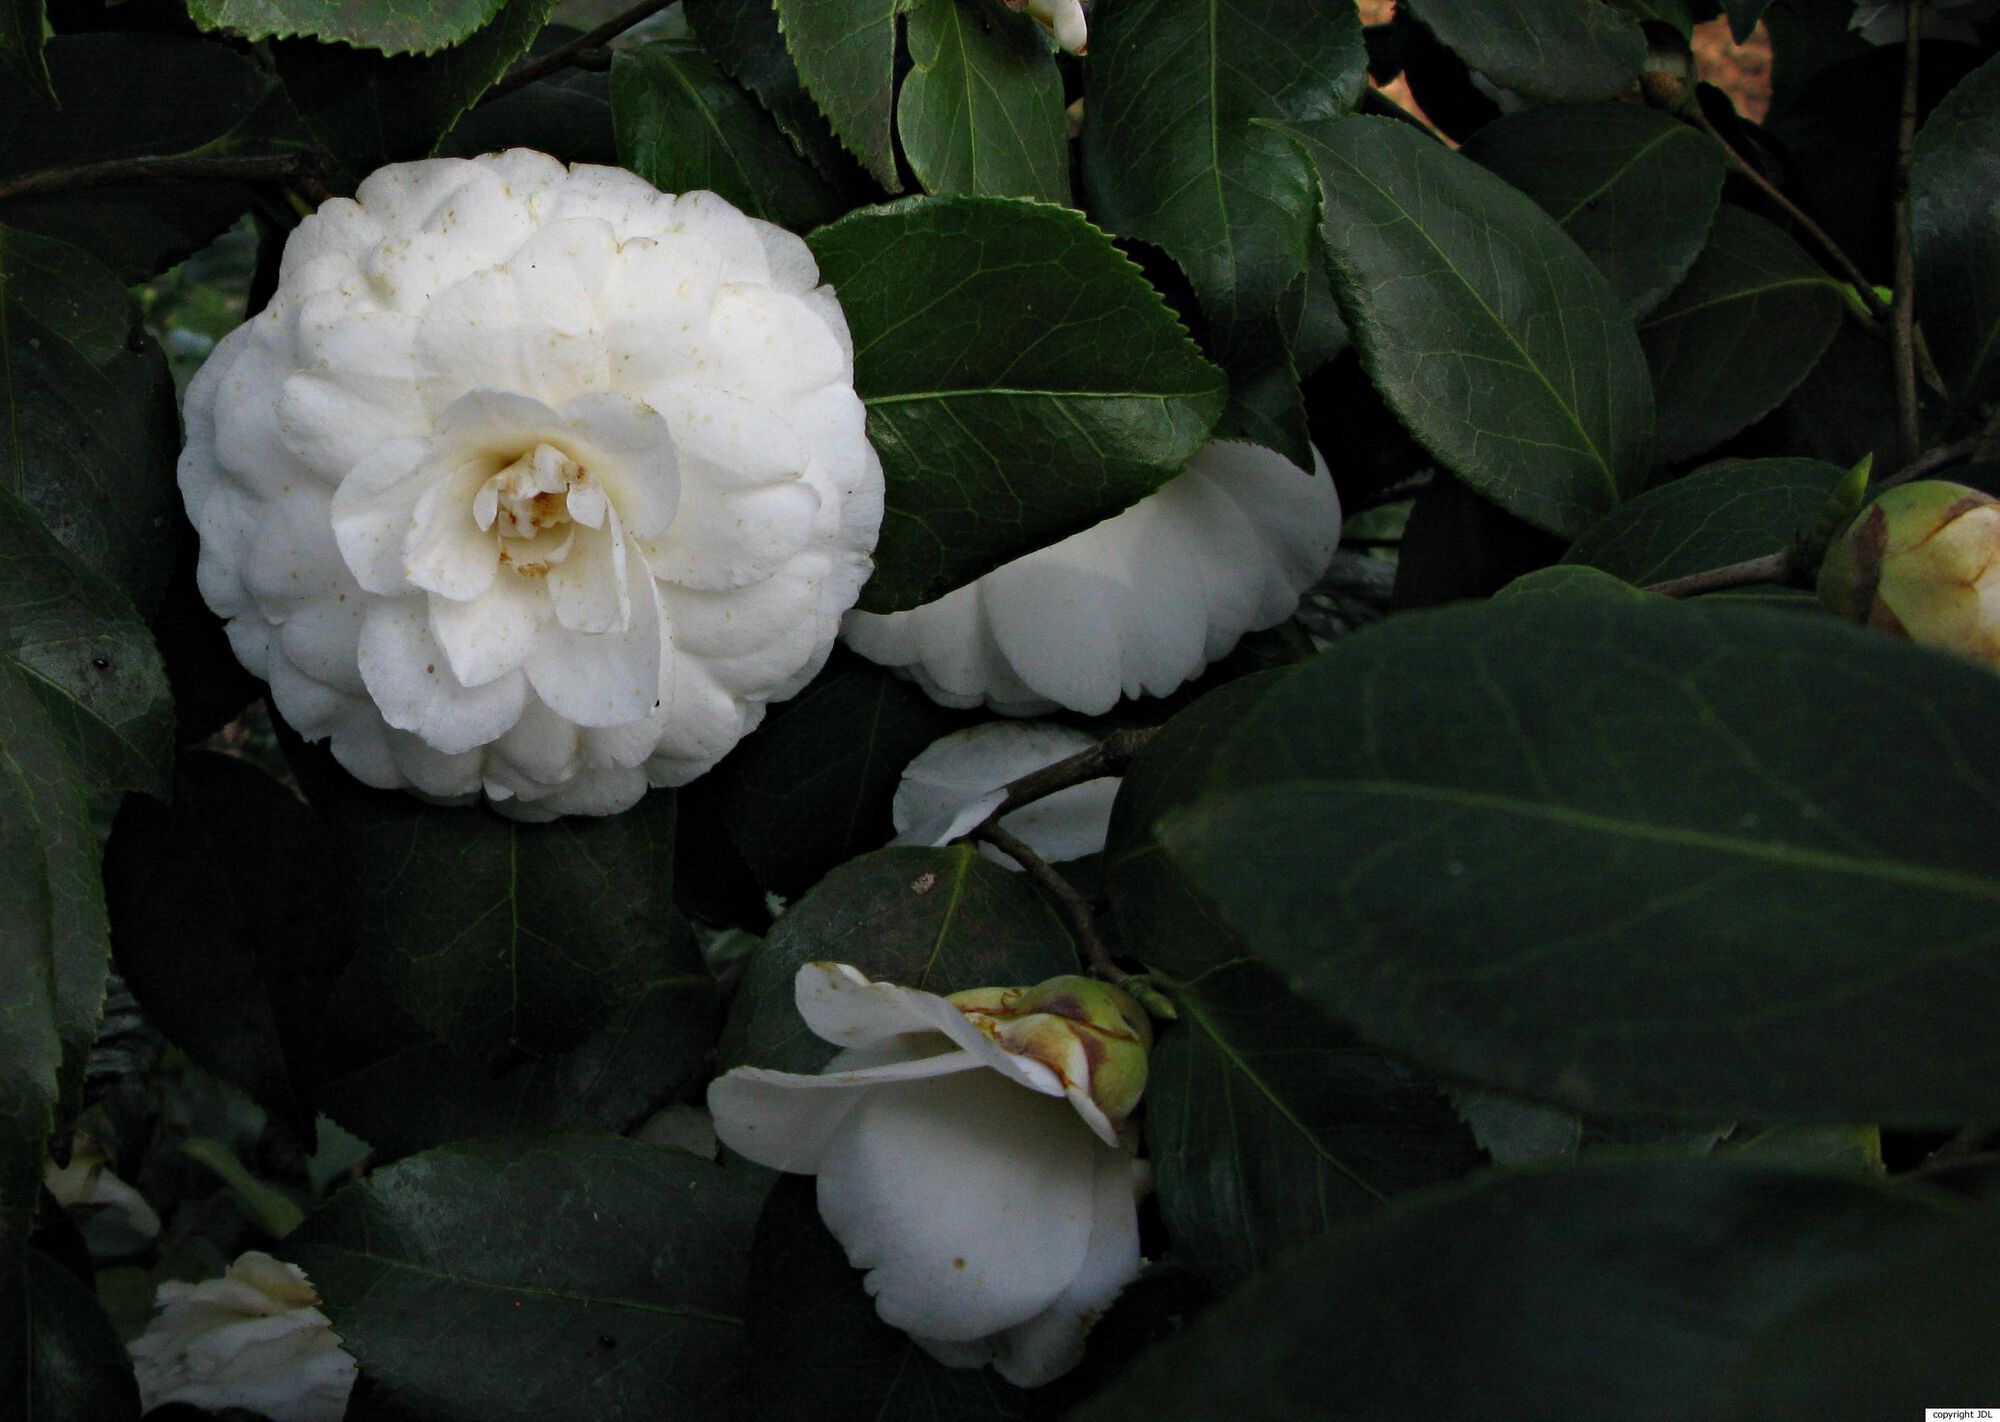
[1644,550,1795,599]
[1693,109,1891,323]
[0,151,333,202]
[976,824,1130,984]
[974,726,1159,832]
[1892,0,1924,462]
[1878,405,2000,489]
[482,0,675,104]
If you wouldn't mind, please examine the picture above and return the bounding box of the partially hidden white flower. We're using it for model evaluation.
[709,963,1150,1388]
[892,722,1118,866]
[1011,0,1088,54]
[842,440,1340,716]
[1851,0,1998,43]
[180,150,882,818]
[129,1251,357,1422]
[44,1138,160,1239]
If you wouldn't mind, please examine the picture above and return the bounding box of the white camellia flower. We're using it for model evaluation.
[128,1251,358,1422]
[709,963,1151,1387]
[892,722,1119,865]
[1009,0,1089,54]
[843,439,1340,716]
[44,1138,161,1239]
[180,150,882,818]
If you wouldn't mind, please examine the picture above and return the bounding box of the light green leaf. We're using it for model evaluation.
[187,0,508,55]
[1161,581,2000,1122]
[1082,0,1367,466]
[1462,102,1726,317]
[287,1135,765,1421]
[808,196,1227,611]
[899,0,1069,203]
[1913,50,2000,415]
[775,0,910,190]
[1282,116,1654,538]
[612,40,843,230]
[1641,206,1845,465]
[1403,0,1647,102]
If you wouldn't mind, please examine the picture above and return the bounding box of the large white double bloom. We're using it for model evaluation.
[843,440,1340,715]
[710,963,1146,1388]
[180,150,882,817]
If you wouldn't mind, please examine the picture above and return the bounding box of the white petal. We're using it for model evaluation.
[640,480,821,591]
[989,1147,1143,1387]
[402,461,498,601]
[708,1041,987,1173]
[524,549,664,726]
[242,483,350,613]
[429,569,553,686]
[415,253,607,415]
[545,523,629,635]
[891,723,1109,863]
[329,437,435,596]
[560,391,678,537]
[358,596,527,754]
[598,232,723,390]
[817,1066,1103,1342]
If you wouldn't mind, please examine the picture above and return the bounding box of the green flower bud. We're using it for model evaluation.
[1818,480,2000,669]
[947,975,1154,1130]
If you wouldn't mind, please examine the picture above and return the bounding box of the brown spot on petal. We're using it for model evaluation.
[953,1257,966,1270]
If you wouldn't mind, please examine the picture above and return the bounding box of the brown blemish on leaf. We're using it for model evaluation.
[910,871,938,894]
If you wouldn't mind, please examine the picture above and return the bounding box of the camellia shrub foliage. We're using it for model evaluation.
[7,0,2000,1414]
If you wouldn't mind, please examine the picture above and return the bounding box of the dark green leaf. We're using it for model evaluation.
[0,483,173,797]
[1726,0,1771,43]
[0,226,180,613]
[721,845,1078,1075]
[0,35,286,283]
[1446,1085,1581,1164]
[1150,960,1479,1289]
[899,0,1068,203]
[1103,671,1286,980]
[1392,473,1568,608]
[1283,116,1654,538]
[1461,103,1726,317]
[1079,1160,1964,1422]
[104,752,337,1136]
[774,0,908,190]
[287,1135,764,1422]
[683,0,873,192]
[1563,457,1846,585]
[188,0,508,54]
[809,196,1227,611]
[612,40,843,229]
[1161,581,2000,1122]
[275,0,557,175]
[317,960,720,1160]
[1402,0,1647,102]
[1082,0,1367,467]
[0,0,51,107]
[1772,326,1901,477]
[0,669,82,1241]
[745,1174,1058,1421]
[709,650,966,899]
[1641,206,1845,465]
[0,1248,142,1422]
[1913,50,2000,415]
[1716,1224,2000,1420]
[314,778,690,1061]
[442,71,618,165]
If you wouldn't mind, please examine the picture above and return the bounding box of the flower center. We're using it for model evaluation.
[473,443,611,578]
